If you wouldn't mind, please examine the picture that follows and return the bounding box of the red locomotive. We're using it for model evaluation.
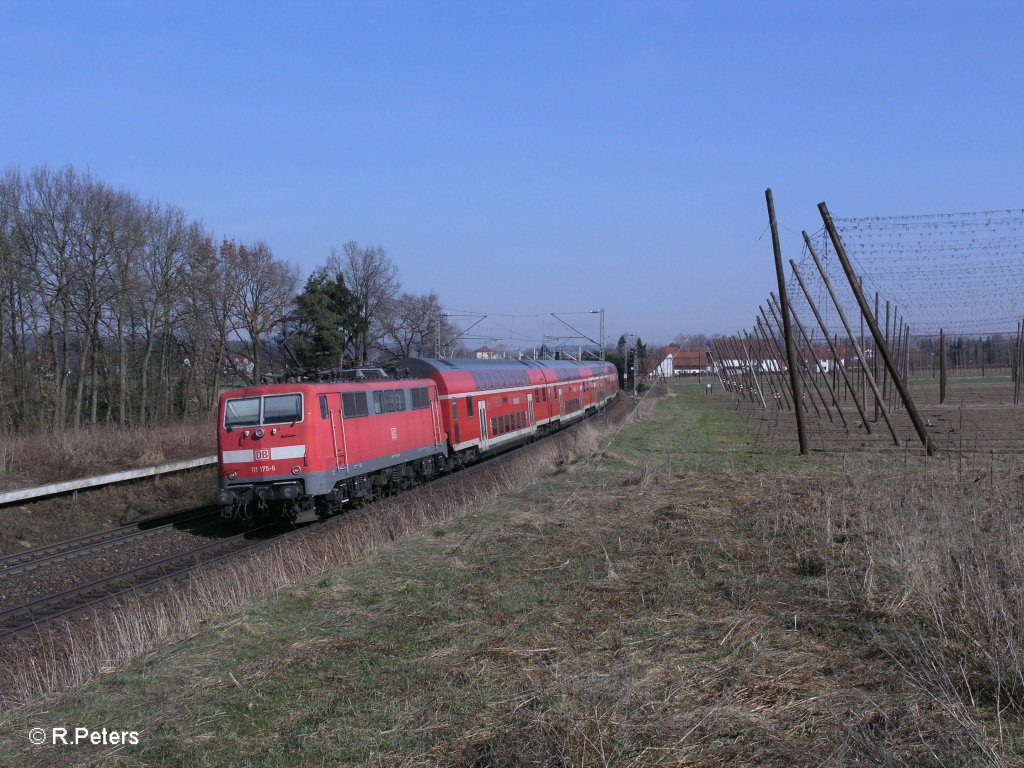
[217,357,618,523]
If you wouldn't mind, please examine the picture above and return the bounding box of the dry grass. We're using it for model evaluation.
[0,419,214,490]
[758,457,1024,763]
[0,418,610,712]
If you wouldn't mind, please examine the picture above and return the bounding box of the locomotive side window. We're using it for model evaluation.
[224,397,260,428]
[411,387,430,410]
[263,394,303,424]
[342,392,369,418]
[319,395,329,419]
[373,389,406,414]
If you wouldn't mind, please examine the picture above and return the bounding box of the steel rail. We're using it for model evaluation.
[0,505,220,578]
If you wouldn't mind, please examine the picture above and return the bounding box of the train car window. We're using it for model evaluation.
[465,395,473,418]
[490,417,497,436]
[263,394,303,424]
[411,387,430,410]
[224,397,260,428]
[452,401,458,421]
[393,390,406,412]
[319,395,329,419]
[342,392,369,418]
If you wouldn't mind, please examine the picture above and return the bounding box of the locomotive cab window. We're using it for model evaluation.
[224,393,302,429]
[263,394,303,424]
[224,397,260,429]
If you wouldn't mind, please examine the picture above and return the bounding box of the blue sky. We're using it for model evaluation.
[2,1,1021,348]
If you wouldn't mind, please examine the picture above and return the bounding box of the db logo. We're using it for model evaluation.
[254,449,271,461]
[390,427,398,440]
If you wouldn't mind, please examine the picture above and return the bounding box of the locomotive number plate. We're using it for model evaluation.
[255,465,276,473]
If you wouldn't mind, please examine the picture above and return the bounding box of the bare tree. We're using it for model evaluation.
[227,240,299,383]
[328,241,399,365]
[380,291,446,359]
[14,166,82,430]
[180,229,233,411]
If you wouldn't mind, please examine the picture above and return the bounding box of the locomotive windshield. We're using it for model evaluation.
[224,393,303,428]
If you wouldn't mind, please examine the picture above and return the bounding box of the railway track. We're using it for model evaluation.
[0,524,292,642]
[0,505,220,578]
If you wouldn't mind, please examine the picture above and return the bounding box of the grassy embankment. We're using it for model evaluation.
[1,382,1020,766]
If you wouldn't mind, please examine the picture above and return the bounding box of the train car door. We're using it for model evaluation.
[527,393,534,427]
[477,401,489,450]
[429,389,442,446]
[333,393,349,471]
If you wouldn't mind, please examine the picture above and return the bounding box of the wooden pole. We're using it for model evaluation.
[803,230,901,446]
[874,292,881,422]
[939,329,947,404]
[882,301,891,417]
[738,333,767,408]
[766,189,807,455]
[747,328,781,409]
[1015,320,1023,406]
[756,316,792,410]
[769,293,831,422]
[819,201,935,455]
[790,259,866,431]
[757,309,794,411]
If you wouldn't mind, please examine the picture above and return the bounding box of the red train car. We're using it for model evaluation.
[399,357,618,460]
[217,377,447,523]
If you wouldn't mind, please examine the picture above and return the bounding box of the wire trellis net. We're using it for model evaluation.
[791,209,1024,345]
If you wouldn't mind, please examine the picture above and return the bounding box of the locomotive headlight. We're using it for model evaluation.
[254,428,265,438]
[291,465,301,475]
[228,471,237,479]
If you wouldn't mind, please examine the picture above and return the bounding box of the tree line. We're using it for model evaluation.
[0,165,459,433]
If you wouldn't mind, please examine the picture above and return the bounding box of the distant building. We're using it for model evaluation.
[651,354,674,378]
[474,346,498,359]
[671,348,708,374]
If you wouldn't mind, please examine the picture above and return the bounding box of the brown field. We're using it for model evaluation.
[741,374,1024,456]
